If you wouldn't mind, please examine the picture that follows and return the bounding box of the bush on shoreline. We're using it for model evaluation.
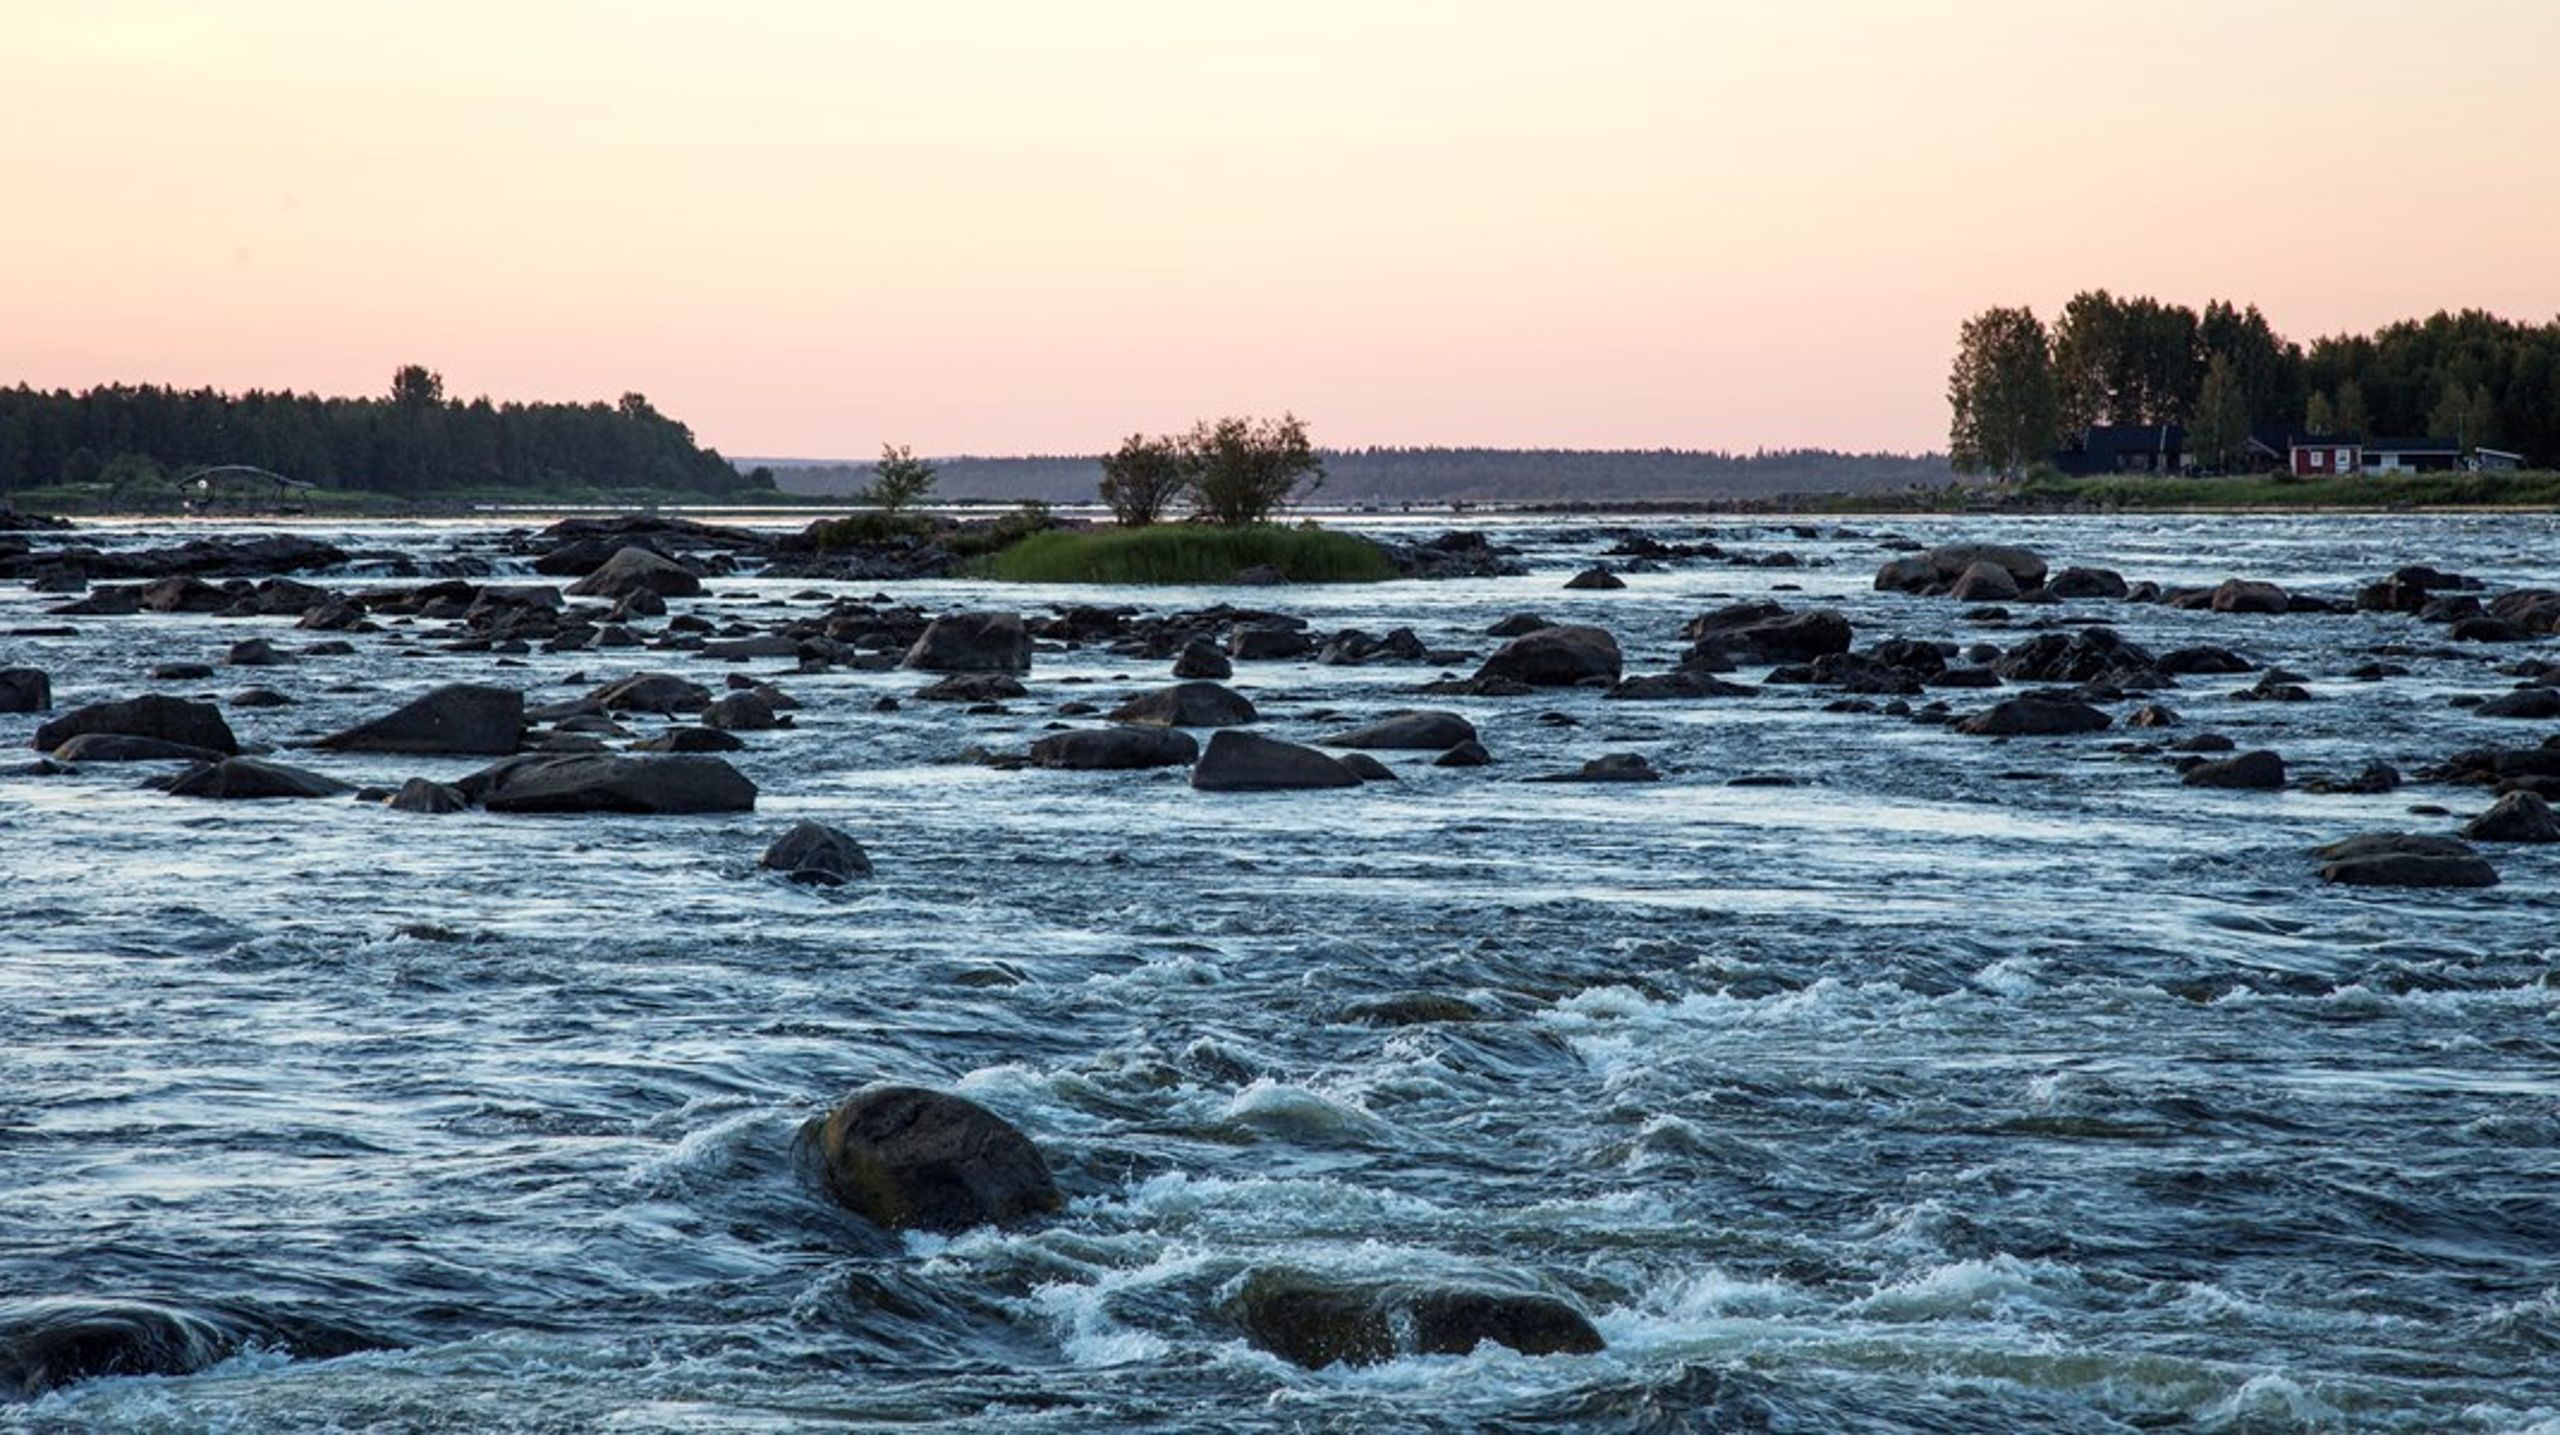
[979,525,1395,584]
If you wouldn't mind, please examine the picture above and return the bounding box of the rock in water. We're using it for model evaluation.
[2464,791,2560,843]
[2312,832,2499,888]
[1109,682,1259,728]
[1027,727,1199,770]
[1563,566,1625,590]
[467,754,757,814]
[565,546,702,599]
[49,734,228,764]
[1192,730,1363,791]
[1319,710,1477,750]
[1950,698,2111,736]
[1231,1272,1604,1369]
[1874,543,2047,594]
[1473,625,1622,687]
[585,672,715,715]
[807,1086,1058,1232]
[760,821,873,883]
[1171,639,1233,680]
[165,757,354,800]
[33,695,239,755]
[903,611,1032,674]
[0,1298,233,1400]
[1946,560,2020,602]
[316,684,524,755]
[0,667,53,713]
[384,777,469,814]
[2183,749,2286,790]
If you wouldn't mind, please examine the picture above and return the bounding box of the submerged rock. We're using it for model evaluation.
[1230,1271,1604,1369]
[806,1086,1059,1233]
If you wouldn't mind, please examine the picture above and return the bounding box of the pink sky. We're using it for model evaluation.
[5,2,2556,458]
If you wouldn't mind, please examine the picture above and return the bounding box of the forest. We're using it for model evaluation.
[759,446,1955,505]
[0,366,770,499]
[1948,297,2560,477]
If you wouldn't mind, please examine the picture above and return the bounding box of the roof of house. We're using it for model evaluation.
[2075,423,2183,457]
[2361,436,2459,453]
[2249,424,2359,452]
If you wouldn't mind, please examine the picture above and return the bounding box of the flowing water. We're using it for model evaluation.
[2,512,2556,1432]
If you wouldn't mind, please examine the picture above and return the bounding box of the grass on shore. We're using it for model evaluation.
[980,524,1397,583]
[1796,468,2560,514]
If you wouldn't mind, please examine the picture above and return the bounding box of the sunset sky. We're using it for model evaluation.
[6,2,2556,458]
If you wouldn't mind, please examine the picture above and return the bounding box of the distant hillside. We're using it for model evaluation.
[744,448,1954,505]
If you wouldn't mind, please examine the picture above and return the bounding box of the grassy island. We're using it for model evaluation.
[978,525,1396,583]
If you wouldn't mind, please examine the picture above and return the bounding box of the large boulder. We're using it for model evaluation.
[466,754,757,814]
[33,695,238,756]
[316,684,524,755]
[165,757,353,800]
[1028,727,1200,770]
[806,1086,1059,1233]
[0,667,49,713]
[1678,603,1851,666]
[1192,730,1362,791]
[2464,791,2560,843]
[2183,749,2286,790]
[760,821,873,883]
[2477,687,2560,720]
[1473,625,1621,688]
[565,545,701,600]
[1231,1272,1603,1369]
[2045,566,2130,599]
[1109,682,1258,728]
[1951,697,2111,736]
[1875,543,2047,594]
[1319,711,1477,750]
[2313,833,2499,888]
[903,611,1033,674]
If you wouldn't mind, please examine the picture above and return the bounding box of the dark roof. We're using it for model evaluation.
[2075,423,2183,458]
[2360,436,2458,453]
[2251,424,2358,451]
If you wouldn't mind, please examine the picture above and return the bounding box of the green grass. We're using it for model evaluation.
[979,524,1398,583]
[2017,469,2560,510]
[1791,468,2560,514]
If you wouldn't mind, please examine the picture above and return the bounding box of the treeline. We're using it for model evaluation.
[758,447,1953,504]
[1950,294,2560,476]
[0,366,771,497]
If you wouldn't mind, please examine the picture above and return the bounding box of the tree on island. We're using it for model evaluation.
[1097,432,1190,526]
[1947,306,2059,481]
[2188,354,2251,471]
[861,443,938,513]
[1177,413,1325,526]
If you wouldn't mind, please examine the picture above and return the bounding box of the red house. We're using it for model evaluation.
[2292,437,2360,476]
